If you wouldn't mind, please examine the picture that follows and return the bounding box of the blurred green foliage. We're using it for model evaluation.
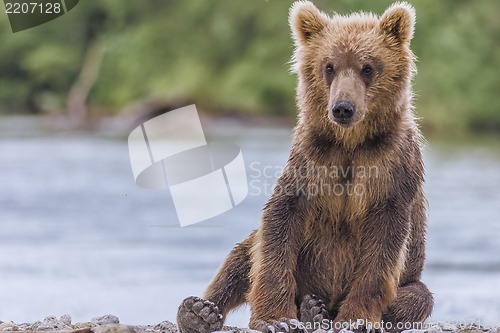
[0,0,499,134]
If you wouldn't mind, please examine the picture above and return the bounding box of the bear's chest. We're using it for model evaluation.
[303,160,375,215]
[297,216,359,305]
[294,159,388,301]
[302,151,393,220]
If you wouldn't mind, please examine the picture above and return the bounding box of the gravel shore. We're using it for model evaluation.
[0,315,498,333]
[0,315,258,333]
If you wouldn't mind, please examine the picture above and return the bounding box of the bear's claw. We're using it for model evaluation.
[300,294,329,325]
[177,296,223,333]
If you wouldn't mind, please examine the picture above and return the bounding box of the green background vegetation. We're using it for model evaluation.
[0,0,499,136]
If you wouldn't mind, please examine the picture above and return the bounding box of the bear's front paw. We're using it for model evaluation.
[300,294,330,325]
[176,296,223,333]
[250,318,303,333]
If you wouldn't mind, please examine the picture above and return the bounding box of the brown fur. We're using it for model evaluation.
[177,2,433,332]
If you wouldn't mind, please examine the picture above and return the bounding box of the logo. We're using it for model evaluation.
[128,105,248,227]
[3,0,80,33]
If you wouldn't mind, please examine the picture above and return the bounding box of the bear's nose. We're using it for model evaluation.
[331,100,355,120]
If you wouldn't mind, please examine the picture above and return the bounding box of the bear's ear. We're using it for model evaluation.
[380,2,415,45]
[289,1,329,45]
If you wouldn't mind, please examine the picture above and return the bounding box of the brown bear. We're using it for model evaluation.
[176,1,433,332]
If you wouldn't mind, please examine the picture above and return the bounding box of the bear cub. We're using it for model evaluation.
[177,1,433,332]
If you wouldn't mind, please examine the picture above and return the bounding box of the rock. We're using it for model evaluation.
[427,324,444,333]
[401,329,428,333]
[219,329,260,333]
[35,316,70,331]
[0,322,18,331]
[443,323,485,333]
[154,321,177,333]
[2,318,500,333]
[71,328,93,333]
[442,324,458,331]
[73,322,96,330]
[60,314,72,327]
[92,315,120,326]
[338,330,355,333]
[94,324,137,333]
[28,321,42,330]
[14,323,30,331]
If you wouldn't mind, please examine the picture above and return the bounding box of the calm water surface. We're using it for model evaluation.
[0,126,499,326]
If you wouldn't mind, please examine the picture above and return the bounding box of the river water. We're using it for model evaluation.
[0,124,499,327]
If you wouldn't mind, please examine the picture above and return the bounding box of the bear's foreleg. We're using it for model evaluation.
[335,200,412,328]
[204,231,255,316]
[176,232,254,333]
[248,187,307,333]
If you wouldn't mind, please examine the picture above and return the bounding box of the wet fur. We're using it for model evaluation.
[177,2,433,332]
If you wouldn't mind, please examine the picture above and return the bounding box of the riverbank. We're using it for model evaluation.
[0,315,257,333]
[0,315,498,333]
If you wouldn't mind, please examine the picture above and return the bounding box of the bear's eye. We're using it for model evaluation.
[325,64,334,75]
[362,65,373,76]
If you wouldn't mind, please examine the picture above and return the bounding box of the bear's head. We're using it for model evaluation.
[289,1,416,146]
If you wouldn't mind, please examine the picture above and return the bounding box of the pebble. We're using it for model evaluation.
[92,315,120,326]
[338,330,355,333]
[35,316,69,331]
[28,321,42,330]
[94,324,136,333]
[0,318,499,333]
[427,325,444,333]
[60,314,72,327]
[154,321,177,333]
[73,322,96,330]
[0,322,17,332]
[442,324,458,331]
[401,329,428,333]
